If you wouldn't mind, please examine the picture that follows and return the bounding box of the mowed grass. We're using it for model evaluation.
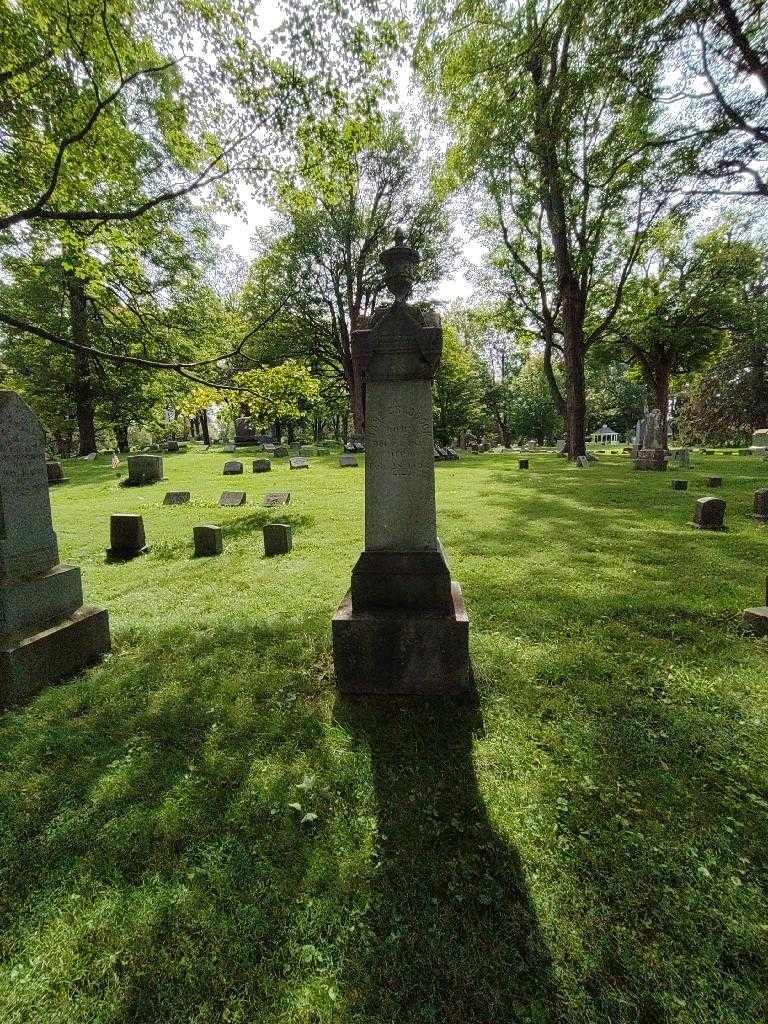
[1,446,768,1024]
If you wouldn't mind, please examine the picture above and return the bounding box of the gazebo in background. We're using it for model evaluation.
[590,424,620,445]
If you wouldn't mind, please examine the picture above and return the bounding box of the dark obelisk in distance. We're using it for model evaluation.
[332,228,473,695]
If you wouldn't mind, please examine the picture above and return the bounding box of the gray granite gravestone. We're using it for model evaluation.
[290,457,309,470]
[706,476,722,487]
[107,514,148,559]
[518,458,529,470]
[0,392,110,707]
[163,491,190,505]
[743,577,768,635]
[263,492,290,507]
[193,524,223,557]
[692,496,726,531]
[274,446,289,457]
[164,440,179,452]
[754,489,768,523]
[126,454,163,486]
[46,460,67,485]
[332,228,472,696]
[576,455,589,468]
[219,491,246,507]
[222,443,236,453]
[263,523,292,556]
[253,459,271,473]
[633,409,667,471]
[671,479,688,491]
[339,454,358,467]
[223,460,243,475]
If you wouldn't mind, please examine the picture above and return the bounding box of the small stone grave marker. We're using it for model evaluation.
[754,489,768,523]
[743,576,768,636]
[126,454,163,486]
[253,459,271,473]
[107,514,149,559]
[340,454,358,467]
[222,443,236,453]
[219,491,246,507]
[576,456,589,468]
[223,460,243,475]
[692,496,726,531]
[706,476,722,487]
[263,491,290,508]
[263,522,292,556]
[193,524,223,557]
[290,457,309,470]
[46,460,67,485]
[518,458,529,470]
[274,445,289,457]
[671,479,688,491]
[163,491,190,505]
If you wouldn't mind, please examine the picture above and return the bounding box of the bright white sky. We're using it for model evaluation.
[216,0,480,301]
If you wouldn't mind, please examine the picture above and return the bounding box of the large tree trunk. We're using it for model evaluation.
[543,336,568,446]
[68,275,97,456]
[564,339,587,459]
[199,409,211,446]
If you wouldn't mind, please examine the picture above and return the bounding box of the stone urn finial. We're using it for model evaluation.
[381,226,420,303]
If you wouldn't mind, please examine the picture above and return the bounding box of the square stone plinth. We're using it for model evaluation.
[332,582,473,696]
[743,607,768,636]
[263,523,292,556]
[1,606,110,709]
[193,525,223,557]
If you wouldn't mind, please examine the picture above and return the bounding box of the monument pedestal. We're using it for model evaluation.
[332,582,472,695]
[633,448,667,471]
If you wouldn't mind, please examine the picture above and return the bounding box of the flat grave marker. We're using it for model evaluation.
[223,461,243,475]
[219,491,246,507]
[163,491,190,505]
[263,491,290,508]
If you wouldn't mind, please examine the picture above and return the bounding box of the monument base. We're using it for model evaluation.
[633,448,667,471]
[743,607,768,636]
[0,606,111,709]
[332,582,473,696]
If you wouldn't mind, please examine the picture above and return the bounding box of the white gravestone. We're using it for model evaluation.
[0,392,110,707]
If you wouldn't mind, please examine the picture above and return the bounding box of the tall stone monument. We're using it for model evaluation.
[0,392,110,707]
[633,409,667,471]
[332,229,473,695]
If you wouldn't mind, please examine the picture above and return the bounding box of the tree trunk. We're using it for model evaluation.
[564,339,587,459]
[115,424,130,452]
[749,341,768,429]
[200,409,211,446]
[68,275,97,456]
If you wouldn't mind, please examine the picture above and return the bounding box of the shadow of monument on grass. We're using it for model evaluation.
[334,696,558,1023]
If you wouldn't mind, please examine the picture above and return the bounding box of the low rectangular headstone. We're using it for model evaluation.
[340,454,358,467]
[263,491,290,507]
[518,458,529,470]
[222,443,236,453]
[193,524,223,556]
[223,460,243,475]
[219,491,246,507]
[126,454,163,486]
[253,459,271,473]
[107,514,149,559]
[576,456,589,468]
[274,446,289,457]
[290,457,309,470]
[706,476,722,487]
[263,522,292,556]
[671,479,688,491]
[692,496,726,531]
[754,489,768,523]
[46,460,67,484]
[163,491,190,505]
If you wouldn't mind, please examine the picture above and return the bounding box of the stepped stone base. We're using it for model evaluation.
[633,448,667,471]
[0,607,110,709]
[332,582,473,696]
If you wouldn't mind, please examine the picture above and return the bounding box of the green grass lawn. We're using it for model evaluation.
[1,447,768,1024]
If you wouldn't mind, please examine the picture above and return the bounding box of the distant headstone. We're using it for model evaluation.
[274,445,289,457]
[107,514,149,559]
[126,454,163,486]
[193,524,223,557]
[164,440,179,452]
[633,409,666,470]
[0,392,110,707]
[674,448,691,468]
[692,496,726,531]
[252,459,271,473]
[262,443,276,453]
[555,439,566,455]
[222,443,236,453]
[743,577,768,635]
[223,461,243,475]
[299,446,314,457]
[81,452,97,461]
[234,417,259,445]
[289,457,309,470]
[163,491,190,505]
[518,458,529,470]
[671,479,688,491]
[754,489,768,523]
[576,456,589,468]
[46,460,67,485]
[445,448,459,460]
[263,522,292,557]
[263,491,290,507]
[706,476,722,487]
[750,428,768,450]
[340,454,358,467]
[219,491,246,507]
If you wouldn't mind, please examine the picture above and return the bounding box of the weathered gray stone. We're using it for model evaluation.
[751,428,768,449]
[339,454,358,467]
[126,455,163,486]
[274,446,289,457]
[164,440,179,452]
[299,446,314,457]
[754,489,768,523]
[263,492,290,507]
[0,391,109,707]
[253,459,271,473]
[692,496,726,531]
[223,460,243,475]
[46,460,66,485]
[289,457,309,470]
[671,479,688,491]
[633,448,666,471]
[332,229,472,696]
[222,443,236,453]
[263,522,292,556]
[193,524,223,556]
[576,456,589,468]
[107,514,148,558]
[219,491,246,507]
[163,491,190,505]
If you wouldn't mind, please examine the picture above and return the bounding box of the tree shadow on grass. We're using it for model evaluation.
[333,696,558,1024]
